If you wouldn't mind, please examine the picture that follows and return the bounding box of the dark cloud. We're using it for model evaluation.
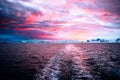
[94,0,120,16]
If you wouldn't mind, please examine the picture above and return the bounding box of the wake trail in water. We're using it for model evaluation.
[34,44,94,80]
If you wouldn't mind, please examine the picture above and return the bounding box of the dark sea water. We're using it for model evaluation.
[0,43,120,80]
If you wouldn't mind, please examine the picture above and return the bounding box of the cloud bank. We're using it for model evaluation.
[0,0,120,41]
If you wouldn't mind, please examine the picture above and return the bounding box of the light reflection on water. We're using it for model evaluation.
[35,44,93,80]
[0,43,120,80]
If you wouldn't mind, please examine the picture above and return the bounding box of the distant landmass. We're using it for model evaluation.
[0,38,120,43]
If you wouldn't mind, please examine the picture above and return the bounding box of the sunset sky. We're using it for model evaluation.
[0,0,120,41]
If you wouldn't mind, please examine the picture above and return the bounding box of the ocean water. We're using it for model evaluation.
[0,43,120,80]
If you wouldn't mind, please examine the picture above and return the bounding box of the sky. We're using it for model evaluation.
[0,0,120,41]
